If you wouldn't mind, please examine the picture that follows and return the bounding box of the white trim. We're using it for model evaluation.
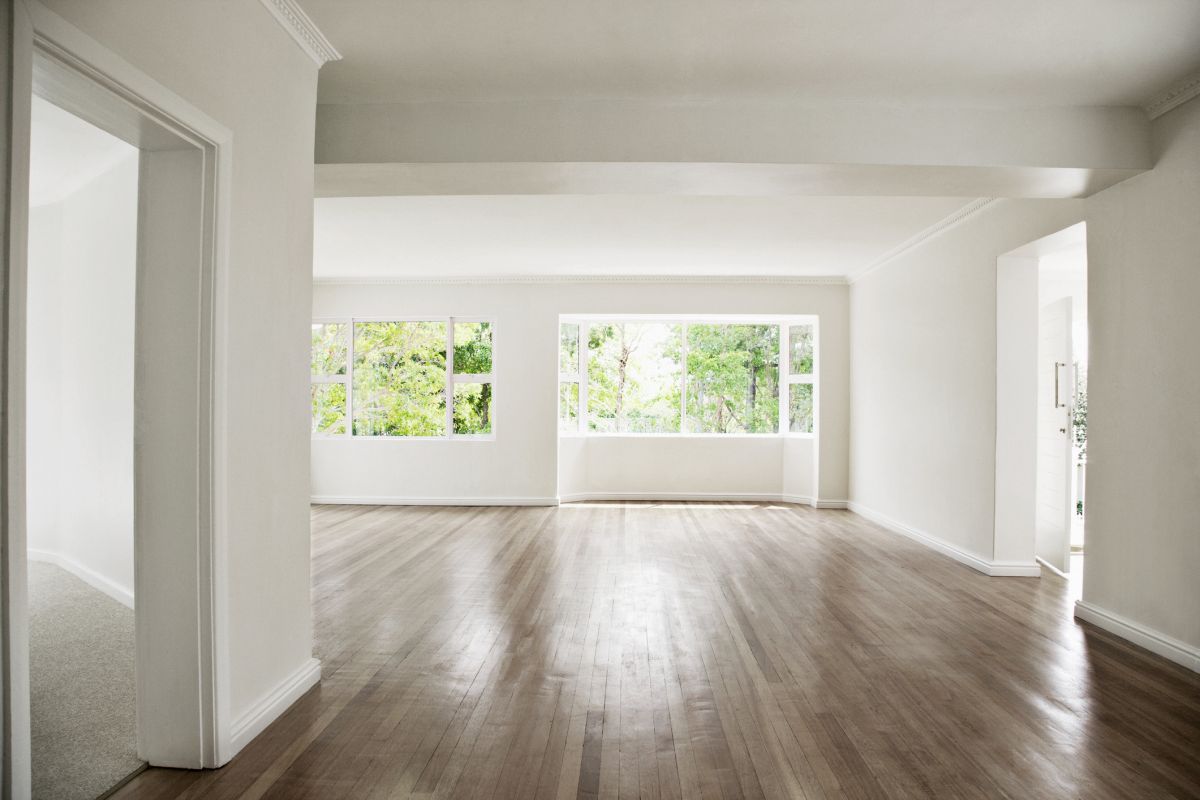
[27,549,134,609]
[257,0,341,66]
[847,502,1041,577]
[1143,69,1200,121]
[229,658,322,754]
[1074,601,1200,673]
[560,492,805,504]
[811,499,848,509]
[315,274,849,287]
[312,495,560,507]
[848,198,998,284]
[1035,556,1069,579]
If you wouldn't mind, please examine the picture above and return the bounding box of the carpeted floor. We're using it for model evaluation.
[29,561,143,800]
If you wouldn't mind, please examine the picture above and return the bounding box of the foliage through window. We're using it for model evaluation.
[787,324,815,434]
[311,323,348,435]
[310,318,494,438]
[559,317,816,436]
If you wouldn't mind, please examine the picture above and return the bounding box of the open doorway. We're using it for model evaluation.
[1036,244,1088,584]
[26,94,142,798]
[3,10,235,793]
[994,221,1088,590]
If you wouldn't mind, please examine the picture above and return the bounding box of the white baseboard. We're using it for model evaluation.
[28,548,134,608]
[559,491,801,504]
[812,498,849,509]
[1036,556,1070,579]
[311,495,559,506]
[229,657,322,756]
[847,502,1041,577]
[1074,601,1200,673]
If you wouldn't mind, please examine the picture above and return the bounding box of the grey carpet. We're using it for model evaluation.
[29,561,143,800]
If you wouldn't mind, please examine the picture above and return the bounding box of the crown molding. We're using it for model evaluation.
[313,274,849,287]
[847,198,998,284]
[260,0,342,67]
[1144,69,1200,121]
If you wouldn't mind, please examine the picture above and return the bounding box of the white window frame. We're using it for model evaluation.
[311,316,496,440]
[783,320,818,437]
[558,314,817,438]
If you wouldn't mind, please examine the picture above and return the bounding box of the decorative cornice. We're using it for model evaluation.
[848,198,998,284]
[260,0,342,67]
[313,274,850,287]
[1143,69,1200,121]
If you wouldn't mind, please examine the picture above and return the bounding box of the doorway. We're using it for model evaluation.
[3,7,234,794]
[26,93,142,798]
[1035,244,1088,584]
[993,221,1088,587]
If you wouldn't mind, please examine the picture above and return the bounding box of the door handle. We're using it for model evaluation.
[1054,362,1066,408]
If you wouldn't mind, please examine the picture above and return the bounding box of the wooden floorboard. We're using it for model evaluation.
[113,502,1200,799]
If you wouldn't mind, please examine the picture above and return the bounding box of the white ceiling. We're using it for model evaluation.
[30,95,136,208]
[313,195,970,279]
[302,0,1200,107]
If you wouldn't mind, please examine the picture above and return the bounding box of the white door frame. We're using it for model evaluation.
[3,1,232,792]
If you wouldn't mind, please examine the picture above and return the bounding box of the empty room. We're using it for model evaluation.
[0,2,1198,799]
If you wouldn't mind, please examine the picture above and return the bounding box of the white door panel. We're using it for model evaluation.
[1036,297,1073,574]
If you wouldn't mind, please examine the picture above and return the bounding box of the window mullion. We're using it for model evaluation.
[779,323,789,434]
[680,323,688,433]
[578,322,588,433]
[345,320,354,438]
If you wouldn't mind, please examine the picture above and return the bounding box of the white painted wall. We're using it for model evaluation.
[40,0,322,730]
[993,255,1039,566]
[1082,95,1200,653]
[26,150,137,607]
[849,199,1084,566]
[312,280,846,505]
[559,436,791,502]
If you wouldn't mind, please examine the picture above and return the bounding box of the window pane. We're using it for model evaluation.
[453,382,493,435]
[559,323,579,374]
[311,383,346,435]
[353,321,446,436]
[311,323,347,376]
[454,321,492,374]
[685,324,779,434]
[789,382,814,434]
[789,325,814,375]
[586,323,682,433]
[559,382,578,432]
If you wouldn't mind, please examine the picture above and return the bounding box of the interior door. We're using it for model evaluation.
[1035,297,1074,574]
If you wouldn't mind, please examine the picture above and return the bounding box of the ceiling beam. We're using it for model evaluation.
[315,99,1150,199]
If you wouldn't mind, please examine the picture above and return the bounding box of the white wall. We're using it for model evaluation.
[1082,95,1200,653]
[40,0,322,730]
[312,280,847,505]
[27,151,137,606]
[849,199,1084,566]
[559,436,794,502]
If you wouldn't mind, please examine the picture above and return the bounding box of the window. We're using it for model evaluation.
[587,322,681,433]
[311,323,348,435]
[310,318,494,438]
[786,324,816,433]
[559,316,816,437]
[686,323,778,433]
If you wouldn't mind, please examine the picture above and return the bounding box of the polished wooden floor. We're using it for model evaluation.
[115,503,1200,799]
